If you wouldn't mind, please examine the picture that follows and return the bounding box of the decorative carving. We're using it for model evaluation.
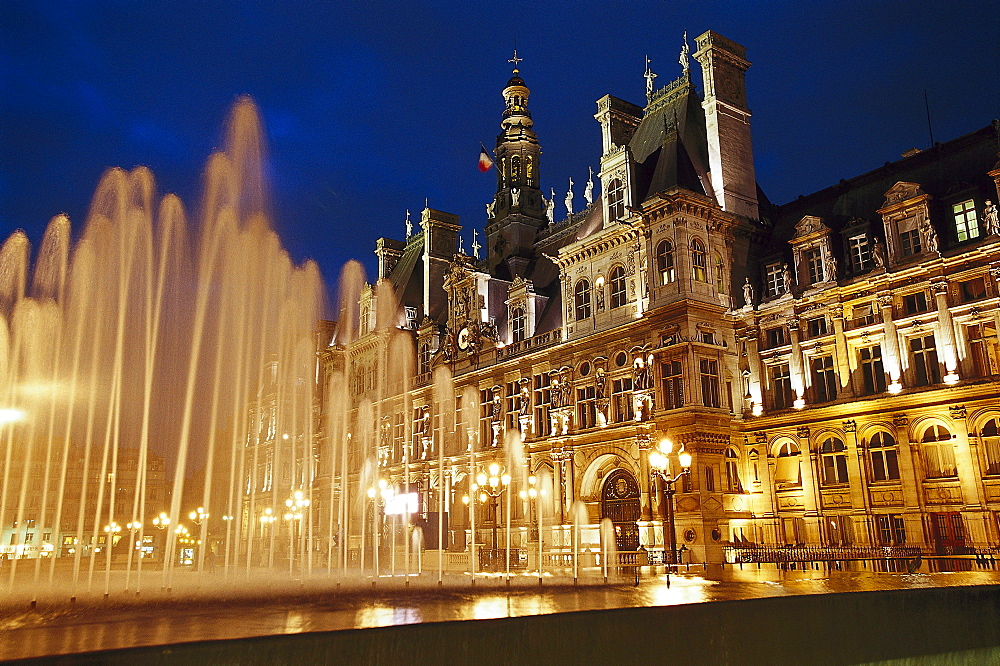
[742,277,754,308]
[754,431,767,444]
[949,405,968,420]
[930,280,948,296]
[892,414,909,427]
[986,200,1000,236]
[882,181,924,206]
[793,215,828,238]
[843,419,857,433]
[796,426,810,439]
[829,304,844,319]
[921,219,940,255]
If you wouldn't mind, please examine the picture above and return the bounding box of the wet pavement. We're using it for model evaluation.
[3,565,1000,661]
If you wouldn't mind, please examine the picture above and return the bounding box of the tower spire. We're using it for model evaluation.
[508,49,523,73]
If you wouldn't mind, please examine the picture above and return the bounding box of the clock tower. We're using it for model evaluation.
[484,54,548,280]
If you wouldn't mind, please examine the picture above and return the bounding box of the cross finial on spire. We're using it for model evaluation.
[508,49,523,72]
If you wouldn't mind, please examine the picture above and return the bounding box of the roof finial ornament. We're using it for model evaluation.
[644,55,657,103]
[472,229,482,260]
[508,49,523,73]
[405,209,412,238]
[584,166,594,206]
[679,31,690,76]
[458,235,465,255]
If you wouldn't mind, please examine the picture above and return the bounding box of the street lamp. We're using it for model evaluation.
[189,507,209,525]
[649,438,692,566]
[473,462,510,570]
[284,490,310,574]
[519,474,542,583]
[367,480,393,580]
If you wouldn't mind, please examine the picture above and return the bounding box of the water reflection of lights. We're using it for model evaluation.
[0,408,26,424]
[472,596,509,620]
[647,575,716,607]
[356,605,423,628]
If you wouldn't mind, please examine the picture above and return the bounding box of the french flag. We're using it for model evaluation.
[478,145,494,172]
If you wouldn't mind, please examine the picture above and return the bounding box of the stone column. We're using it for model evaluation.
[931,281,960,383]
[637,430,654,521]
[877,293,903,392]
[742,326,764,415]
[842,420,871,539]
[830,305,852,394]
[787,317,806,407]
[797,426,819,520]
[892,414,927,549]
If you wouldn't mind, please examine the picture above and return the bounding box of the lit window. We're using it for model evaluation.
[820,437,849,485]
[725,449,743,493]
[774,442,801,487]
[981,418,1000,475]
[714,253,725,292]
[606,178,625,221]
[611,377,634,423]
[574,279,592,320]
[609,266,627,308]
[419,343,431,375]
[959,277,987,303]
[656,240,676,285]
[805,247,824,284]
[869,431,900,482]
[692,239,708,282]
[953,199,979,242]
[511,307,526,342]
[765,263,783,298]
[533,373,552,438]
[848,234,871,272]
[922,424,956,478]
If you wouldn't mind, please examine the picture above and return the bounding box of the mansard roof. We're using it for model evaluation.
[763,122,1000,252]
[628,76,712,204]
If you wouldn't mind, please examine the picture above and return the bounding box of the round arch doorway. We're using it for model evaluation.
[601,468,641,551]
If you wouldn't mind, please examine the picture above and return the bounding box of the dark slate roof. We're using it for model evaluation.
[628,76,712,204]
[764,122,1000,255]
[386,234,424,311]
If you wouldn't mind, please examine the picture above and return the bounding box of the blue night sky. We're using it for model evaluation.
[1,1,998,300]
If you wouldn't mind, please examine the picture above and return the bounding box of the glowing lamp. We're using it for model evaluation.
[658,438,673,455]
[648,451,667,471]
[0,408,26,425]
[793,398,805,410]
[679,449,693,470]
[476,473,487,486]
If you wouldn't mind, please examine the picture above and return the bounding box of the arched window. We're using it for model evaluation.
[609,265,627,309]
[868,431,900,482]
[656,240,676,285]
[922,424,957,478]
[574,279,592,320]
[692,238,708,282]
[511,307,526,343]
[820,436,849,485]
[606,178,625,221]
[981,418,1000,475]
[511,155,522,182]
[725,448,743,493]
[714,252,725,292]
[526,156,534,183]
[774,441,801,487]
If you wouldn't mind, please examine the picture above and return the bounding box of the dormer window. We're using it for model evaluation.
[511,307,526,342]
[953,199,979,242]
[765,263,783,298]
[847,234,871,272]
[805,247,824,284]
[898,218,922,257]
[607,178,625,221]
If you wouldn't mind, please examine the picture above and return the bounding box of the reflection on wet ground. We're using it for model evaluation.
[3,567,1000,661]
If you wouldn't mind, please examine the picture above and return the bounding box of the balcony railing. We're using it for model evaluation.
[724,544,921,564]
[497,328,563,360]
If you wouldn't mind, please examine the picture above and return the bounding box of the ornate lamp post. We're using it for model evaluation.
[648,438,692,566]
[367,479,393,581]
[519,474,540,583]
[475,462,510,569]
[284,490,310,574]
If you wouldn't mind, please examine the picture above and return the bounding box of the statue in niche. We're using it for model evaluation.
[872,237,887,269]
[584,166,594,206]
[985,200,1000,236]
[824,246,837,280]
[595,368,608,399]
[743,277,754,308]
[546,188,556,224]
[921,219,940,255]
[518,382,531,413]
[565,178,574,216]
[511,187,521,206]
[782,263,794,294]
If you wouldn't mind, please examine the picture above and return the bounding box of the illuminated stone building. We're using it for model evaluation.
[322,30,1000,564]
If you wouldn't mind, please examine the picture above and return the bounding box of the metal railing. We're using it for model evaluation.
[724,544,921,564]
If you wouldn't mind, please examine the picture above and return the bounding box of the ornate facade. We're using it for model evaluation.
[311,31,1000,565]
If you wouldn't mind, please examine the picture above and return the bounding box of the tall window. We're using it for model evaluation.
[981,418,1000,475]
[968,322,1000,377]
[660,359,684,410]
[479,388,494,449]
[611,377,634,423]
[848,234,871,272]
[606,178,625,221]
[922,424,956,478]
[876,514,906,545]
[859,345,886,394]
[851,302,877,328]
[820,437,849,485]
[903,291,929,315]
[765,263,782,297]
[770,363,793,410]
[953,199,979,242]
[910,334,940,386]
[505,381,520,430]
[700,358,720,408]
[774,441,801,487]
[574,279,592,320]
[691,239,708,282]
[419,343,432,375]
[576,386,597,429]
[805,247,824,284]
[714,252,725,292]
[609,265,627,308]
[806,316,828,338]
[959,277,987,302]
[533,373,552,438]
[656,240,676,285]
[725,448,743,493]
[869,431,900,482]
[898,217,922,257]
[511,307,526,343]
[765,326,788,349]
[811,355,838,402]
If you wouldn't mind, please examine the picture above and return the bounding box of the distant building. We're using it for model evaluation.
[313,30,1000,565]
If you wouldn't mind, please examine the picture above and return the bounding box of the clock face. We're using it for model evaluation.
[457,327,470,350]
